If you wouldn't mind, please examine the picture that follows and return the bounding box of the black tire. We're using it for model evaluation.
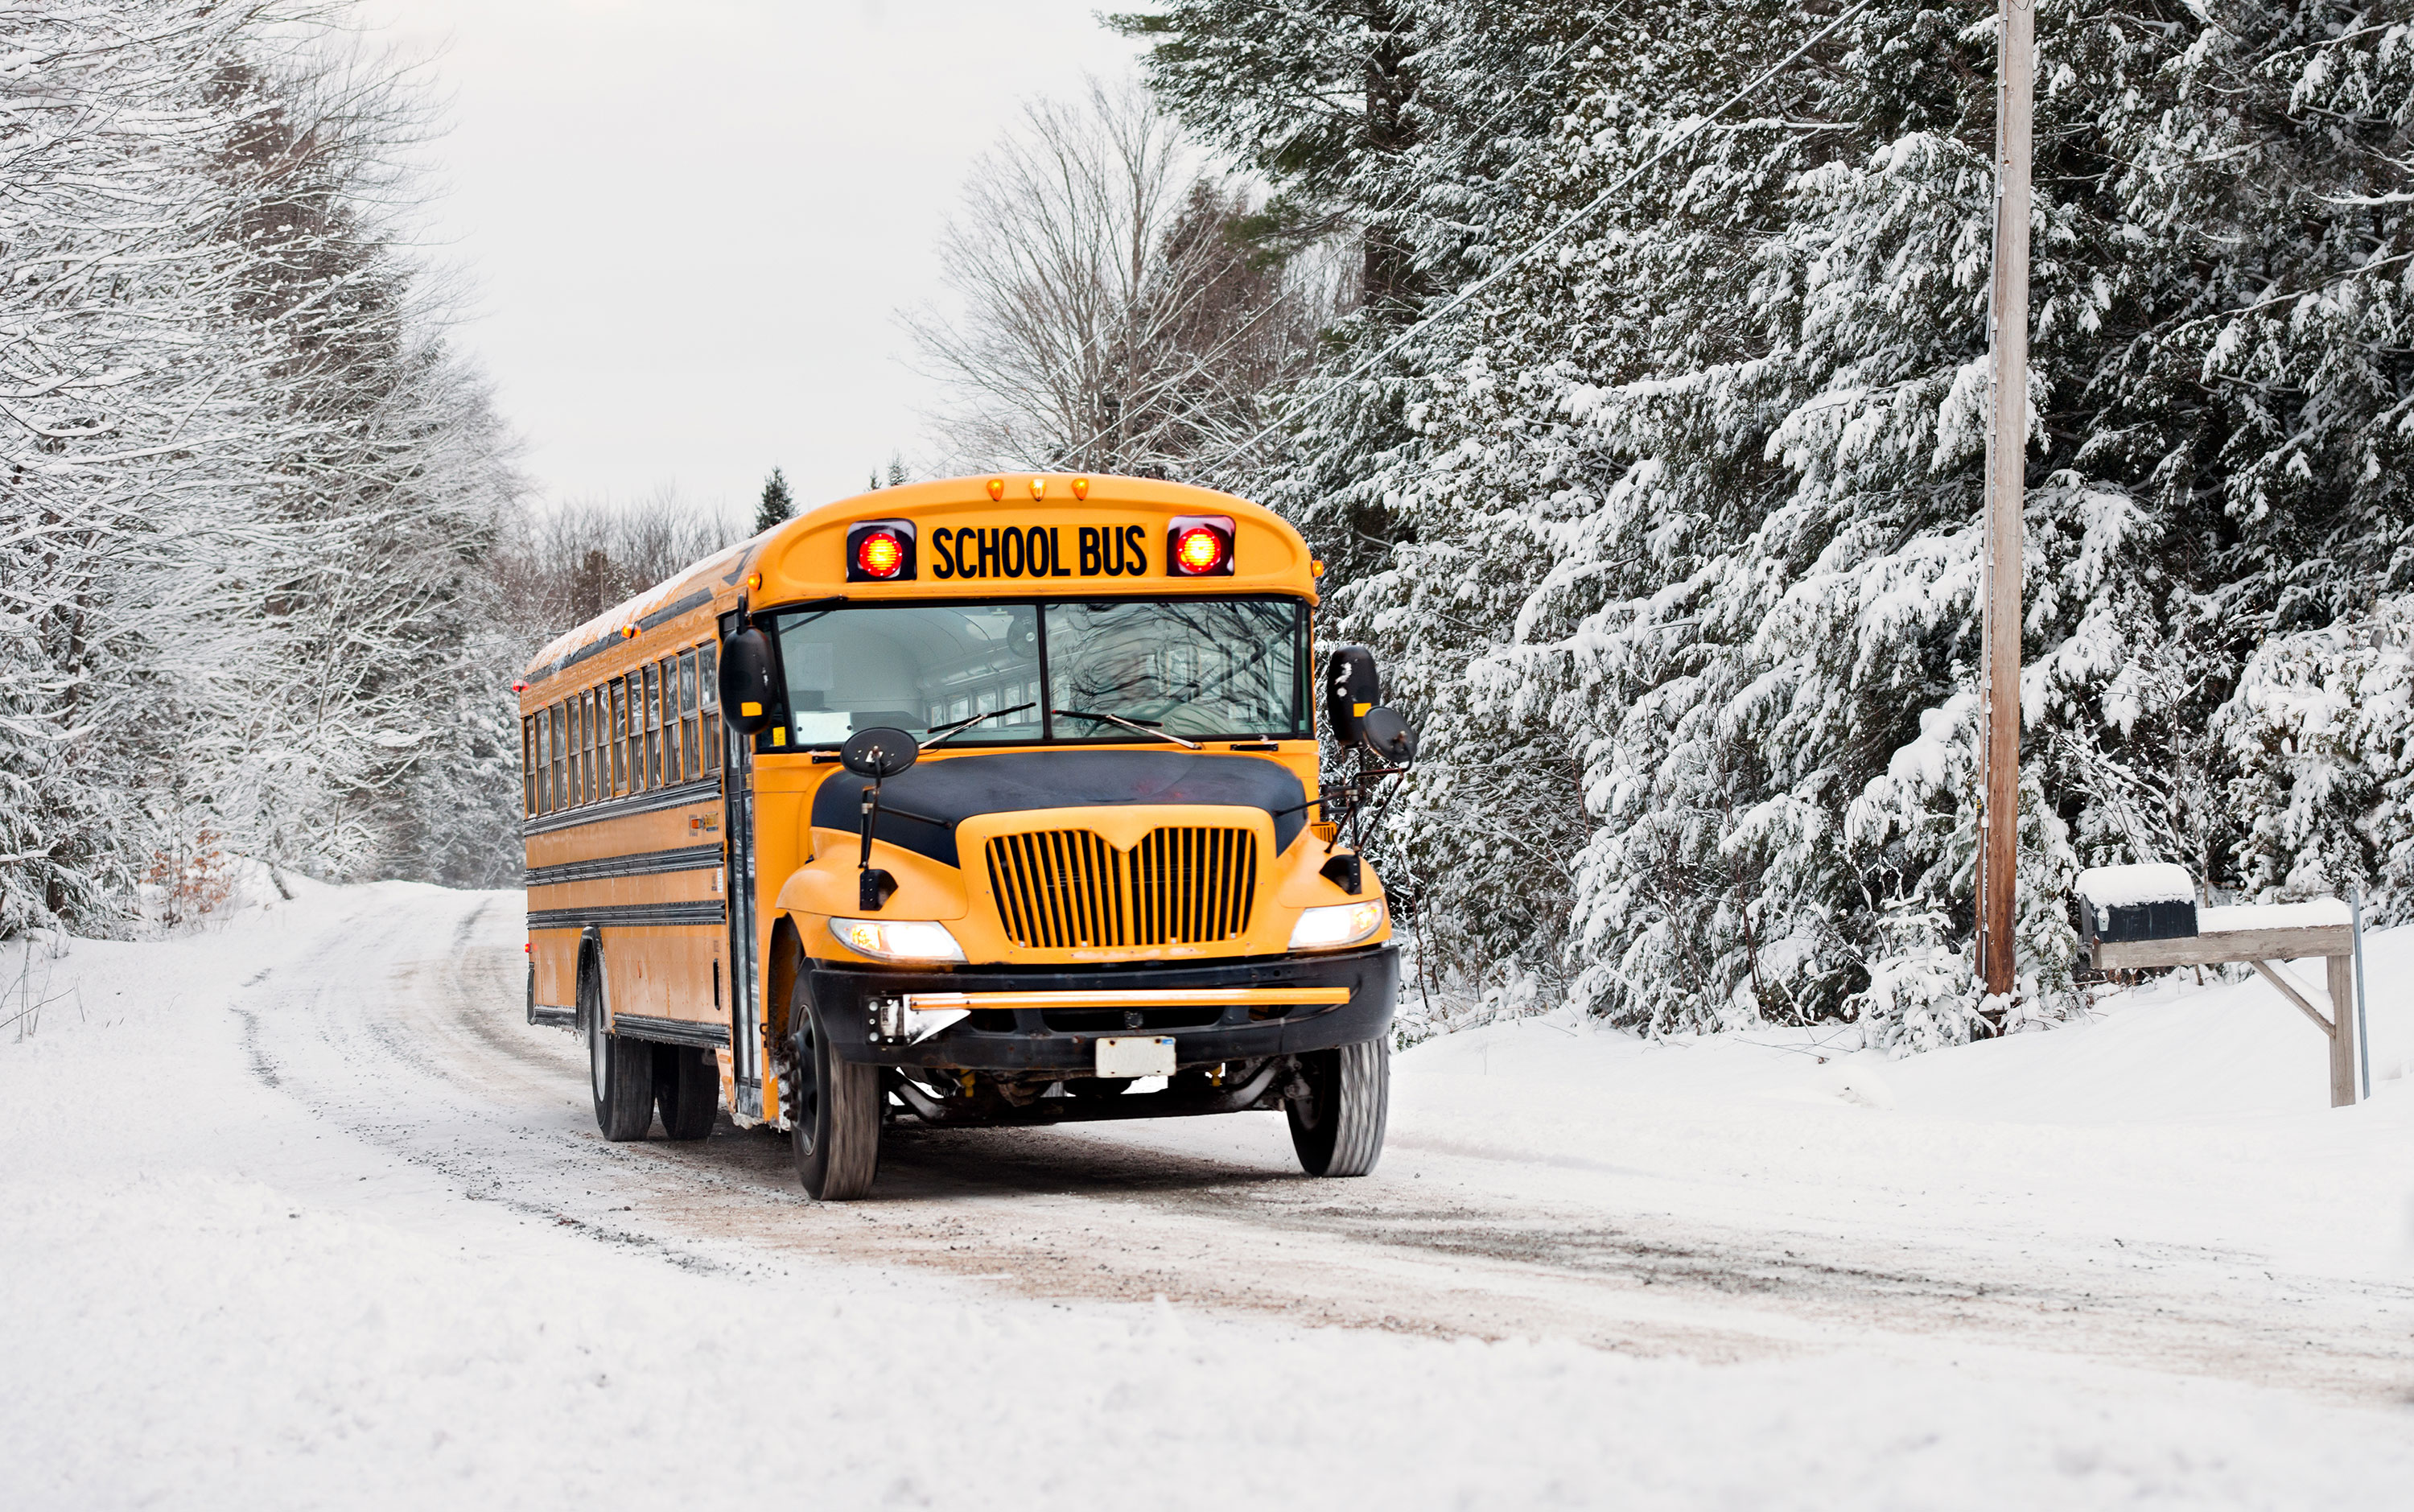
[654,1044,719,1140]
[585,952,653,1141]
[789,985,880,1200]
[1286,1038,1389,1177]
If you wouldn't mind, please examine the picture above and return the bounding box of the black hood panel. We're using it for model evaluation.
[810,750,1308,869]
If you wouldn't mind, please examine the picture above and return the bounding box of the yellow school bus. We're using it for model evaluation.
[519,474,1412,1199]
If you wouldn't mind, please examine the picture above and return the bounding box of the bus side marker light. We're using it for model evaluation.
[986,476,1006,501]
[746,571,761,590]
[1071,476,1090,500]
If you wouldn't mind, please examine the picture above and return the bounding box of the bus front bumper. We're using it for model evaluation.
[803,944,1398,1074]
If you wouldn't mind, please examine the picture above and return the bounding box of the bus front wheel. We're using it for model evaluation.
[1286,1039,1389,1178]
[789,988,880,1201]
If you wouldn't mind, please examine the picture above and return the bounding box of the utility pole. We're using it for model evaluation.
[1977,0,2033,999]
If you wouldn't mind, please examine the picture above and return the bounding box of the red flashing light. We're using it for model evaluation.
[1175,526,1223,573]
[1168,515,1234,576]
[846,519,917,582]
[856,529,904,579]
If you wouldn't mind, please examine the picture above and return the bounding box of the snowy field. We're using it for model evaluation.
[4,878,2412,1509]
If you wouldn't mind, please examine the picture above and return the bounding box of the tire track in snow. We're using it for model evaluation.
[235,885,2414,1403]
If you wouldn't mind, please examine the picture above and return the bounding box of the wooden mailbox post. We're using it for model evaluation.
[2082,866,2364,1109]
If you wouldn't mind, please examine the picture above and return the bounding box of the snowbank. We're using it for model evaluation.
[2,882,2410,1510]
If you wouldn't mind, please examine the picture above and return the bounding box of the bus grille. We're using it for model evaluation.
[985,827,1258,950]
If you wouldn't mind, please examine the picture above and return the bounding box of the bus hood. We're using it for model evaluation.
[809,749,1308,869]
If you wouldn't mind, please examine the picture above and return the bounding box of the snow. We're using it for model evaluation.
[2201,900,2354,931]
[4,880,2412,1508]
[2073,862,2196,908]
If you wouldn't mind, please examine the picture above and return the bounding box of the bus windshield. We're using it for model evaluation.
[771,597,1307,747]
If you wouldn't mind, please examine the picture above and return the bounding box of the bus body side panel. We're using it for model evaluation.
[524,789,727,1031]
[744,768,818,1126]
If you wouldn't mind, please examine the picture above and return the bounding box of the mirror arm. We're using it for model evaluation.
[858,777,880,871]
[855,777,896,911]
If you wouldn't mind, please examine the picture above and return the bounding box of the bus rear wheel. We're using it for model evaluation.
[585,961,653,1142]
[654,1044,719,1140]
[789,988,880,1201]
[1286,1039,1389,1177]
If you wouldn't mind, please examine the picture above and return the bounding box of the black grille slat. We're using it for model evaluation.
[987,826,1256,950]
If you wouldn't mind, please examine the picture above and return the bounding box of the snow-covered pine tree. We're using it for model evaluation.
[758,468,795,530]
[1127,0,2414,1046]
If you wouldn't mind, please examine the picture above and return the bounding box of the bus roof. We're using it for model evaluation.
[522,473,1317,688]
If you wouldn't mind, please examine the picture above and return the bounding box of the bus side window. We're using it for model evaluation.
[645,664,663,789]
[608,678,626,796]
[678,649,699,781]
[550,701,566,814]
[700,642,715,772]
[532,708,549,816]
[568,692,584,806]
[579,690,595,805]
[659,657,680,785]
[652,652,671,782]
[521,715,535,816]
[624,674,645,793]
[698,644,719,774]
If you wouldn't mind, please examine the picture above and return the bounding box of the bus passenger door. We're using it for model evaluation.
[723,722,764,1120]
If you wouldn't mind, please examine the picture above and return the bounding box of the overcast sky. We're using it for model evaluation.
[369,1,1142,524]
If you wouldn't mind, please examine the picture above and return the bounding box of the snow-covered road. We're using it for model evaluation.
[6,879,2412,1507]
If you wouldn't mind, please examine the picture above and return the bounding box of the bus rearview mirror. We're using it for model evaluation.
[719,626,777,734]
[841,727,919,781]
[1358,704,1416,765]
[1324,645,1379,746]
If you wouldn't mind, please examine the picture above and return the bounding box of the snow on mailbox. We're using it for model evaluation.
[2073,863,2198,944]
[2071,863,2367,1109]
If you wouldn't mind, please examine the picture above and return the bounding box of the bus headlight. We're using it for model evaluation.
[1288,900,1386,951]
[830,917,966,964]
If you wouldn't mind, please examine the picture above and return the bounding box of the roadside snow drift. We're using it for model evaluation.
[2,879,2409,1510]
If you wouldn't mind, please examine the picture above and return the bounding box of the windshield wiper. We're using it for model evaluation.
[1053,709,1204,751]
[923,702,1036,745]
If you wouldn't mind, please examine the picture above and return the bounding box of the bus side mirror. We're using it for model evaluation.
[840,727,918,781]
[1358,704,1417,765]
[1324,645,1379,746]
[719,625,777,734]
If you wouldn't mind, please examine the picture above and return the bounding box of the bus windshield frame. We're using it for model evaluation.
[763,594,1312,749]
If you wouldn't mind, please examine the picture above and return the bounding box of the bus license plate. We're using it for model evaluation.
[1096,1036,1175,1077]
